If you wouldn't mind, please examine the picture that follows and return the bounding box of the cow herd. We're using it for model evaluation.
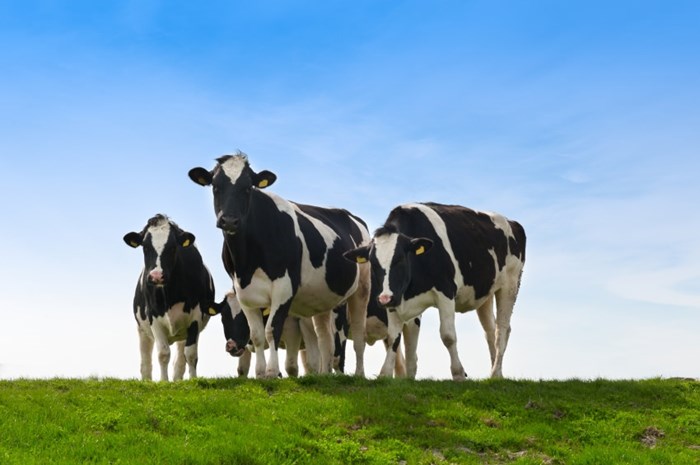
[123,152,526,381]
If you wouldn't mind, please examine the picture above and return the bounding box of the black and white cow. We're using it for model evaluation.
[188,153,370,378]
[213,290,320,377]
[344,202,526,380]
[124,214,216,381]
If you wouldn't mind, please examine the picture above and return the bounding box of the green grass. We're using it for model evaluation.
[0,377,697,464]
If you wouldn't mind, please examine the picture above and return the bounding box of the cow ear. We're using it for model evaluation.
[123,232,142,248]
[254,170,276,189]
[343,246,371,264]
[410,238,433,256]
[180,232,196,248]
[188,167,212,186]
[207,301,221,316]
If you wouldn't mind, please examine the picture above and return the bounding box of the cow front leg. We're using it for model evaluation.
[173,341,187,381]
[242,306,267,378]
[437,300,466,381]
[379,311,403,377]
[265,298,293,378]
[183,321,200,379]
[402,317,421,379]
[138,326,154,381]
[237,349,252,377]
[282,317,302,377]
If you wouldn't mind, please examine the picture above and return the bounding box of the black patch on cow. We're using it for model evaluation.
[297,205,364,297]
[508,220,527,262]
[391,334,402,352]
[366,278,388,326]
[383,207,458,301]
[296,211,326,268]
[414,317,421,327]
[223,190,303,291]
[186,321,199,346]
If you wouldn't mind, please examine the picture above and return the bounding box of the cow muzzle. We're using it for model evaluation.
[377,293,399,310]
[147,269,165,286]
[226,339,247,357]
[217,215,239,235]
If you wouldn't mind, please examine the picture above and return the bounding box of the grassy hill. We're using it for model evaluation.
[0,376,697,464]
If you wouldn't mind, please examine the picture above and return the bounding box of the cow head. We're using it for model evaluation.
[209,291,251,357]
[123,214,195,287]
[344,224,433,309]
[188,152,276,235]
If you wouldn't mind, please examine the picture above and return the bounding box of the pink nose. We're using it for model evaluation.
[149,269,164,284]
[378,294,392,305]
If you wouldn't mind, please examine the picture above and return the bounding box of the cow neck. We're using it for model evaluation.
[146,254,188,317]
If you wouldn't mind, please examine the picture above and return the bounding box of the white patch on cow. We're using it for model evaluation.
[374,233,399,299]
[147,220,171,273]
[220,154,249,184]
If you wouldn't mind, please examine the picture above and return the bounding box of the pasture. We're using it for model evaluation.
[0,376,697,464]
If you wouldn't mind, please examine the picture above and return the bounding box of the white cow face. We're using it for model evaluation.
[123,215,195,286]
[344,226,433,309]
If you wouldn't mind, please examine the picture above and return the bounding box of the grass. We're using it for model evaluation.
[0,376,697,464]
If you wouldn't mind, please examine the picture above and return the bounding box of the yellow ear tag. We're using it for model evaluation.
[208,307,217,315]
[258,179,269,188]
[356,256,368,264]
[262,307,271,316]
[129,241,139,248]
[182,239,191,247]
[415,245,425,255]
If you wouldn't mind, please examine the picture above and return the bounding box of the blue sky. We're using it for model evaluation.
[1,1,698,380]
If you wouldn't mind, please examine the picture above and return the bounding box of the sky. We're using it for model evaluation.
[1,1,698,381]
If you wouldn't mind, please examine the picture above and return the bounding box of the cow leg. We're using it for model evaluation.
[154,335,171,382]
[437,299,466,380]
[237,349,252,377]
[492,287,517,379]
[138,326,154,381]
[265,298,293,378]
[282,317,301,377]
[299,317,320,374]
[242,306,267,378]
[379,310,403,377]
[183,321,200,379]
[312,311,334,374]
[476,297,497,366]
[173,341,187,381]
[402,318,421,379]
[346,267,369,377]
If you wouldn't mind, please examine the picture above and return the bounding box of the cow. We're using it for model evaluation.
[344,202,526,380]
[123,214,216,381]
[188,152,370,378]
[212,290,320,377]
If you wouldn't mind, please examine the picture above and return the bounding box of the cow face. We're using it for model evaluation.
[209,292,251,357]
[188,153,276,235]
[344,227,433,309]
[123,215,195,287]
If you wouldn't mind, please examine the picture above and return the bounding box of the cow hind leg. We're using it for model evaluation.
[476,297,497,366]
[346,274,369,377]
[299,317,320,374]
[312,311,334,374]
[492,286,517,379]
[282,317,301,377]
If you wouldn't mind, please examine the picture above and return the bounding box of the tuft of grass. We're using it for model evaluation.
[0,377,697,464]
